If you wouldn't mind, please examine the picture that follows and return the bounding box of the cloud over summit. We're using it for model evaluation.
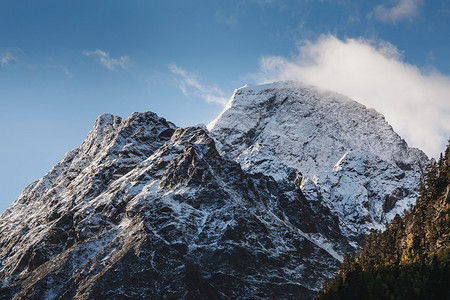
[254,35,450,158]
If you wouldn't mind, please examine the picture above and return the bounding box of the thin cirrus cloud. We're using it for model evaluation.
[369,0,423,23]
[84,49,130,71]
[47,58,71,78]
[253,34,450,158]
[0,51,18,67]
[169,63,229,106]
[48,64,72,78]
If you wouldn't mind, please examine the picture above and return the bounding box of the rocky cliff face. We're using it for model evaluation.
[0,111,352,299]
[0,82,429,299]
[319,142,450,299]
[208,82,428,247]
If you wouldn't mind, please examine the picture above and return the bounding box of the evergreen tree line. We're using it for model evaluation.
[319,141,450,300]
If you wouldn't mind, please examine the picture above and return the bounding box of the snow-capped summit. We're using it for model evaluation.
[0,82,429,298]
[0,109,351,299]
[209,81,428,245]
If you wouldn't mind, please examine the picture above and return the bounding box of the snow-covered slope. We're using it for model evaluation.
[0,82,429,299]
[209,81,428,246]
[0,111,353,299]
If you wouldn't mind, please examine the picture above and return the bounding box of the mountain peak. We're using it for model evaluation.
[209,81,428,245]
[0,110,352,298]
[236,81,319,93]
[0,83,431,298]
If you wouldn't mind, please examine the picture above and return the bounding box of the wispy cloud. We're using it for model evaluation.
[0,51,18,67]
[47,63,71,78]
[169,64,228,106]
[60,66,71,78]
[214,10,238,25]
[250,0,274,6]
[252,34,450,158]
[84,49,130,71]
[369,0,423,23]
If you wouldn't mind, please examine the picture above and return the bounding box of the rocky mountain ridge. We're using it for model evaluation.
[209,81,428,246]
[0,111,351,299]
[0,82,429,299]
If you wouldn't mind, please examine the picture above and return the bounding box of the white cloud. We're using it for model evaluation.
[169,64,228,106]
[47,58,71,78]
[0,51,18,67]
[369,0,423,23]
[48,64,72,78]
[61,66,71,78]
[214,11,238,25]
[253,35,450,158]
[84,49,130,71]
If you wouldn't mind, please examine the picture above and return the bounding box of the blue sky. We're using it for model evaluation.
[1,0,449,213]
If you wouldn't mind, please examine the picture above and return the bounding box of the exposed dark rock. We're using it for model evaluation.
[0,82,429,299]
[0,110,351,299]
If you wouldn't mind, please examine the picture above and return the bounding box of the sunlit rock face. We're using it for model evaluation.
[209,81,428,247]
[0,82,428,299]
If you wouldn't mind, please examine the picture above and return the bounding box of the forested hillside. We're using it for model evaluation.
[319,141,450,299]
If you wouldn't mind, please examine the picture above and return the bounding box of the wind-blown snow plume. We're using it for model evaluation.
[254,35,450,158]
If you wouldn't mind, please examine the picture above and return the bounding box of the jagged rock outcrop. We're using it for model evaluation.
[208,82,428,246]
[0,111,352,299]
[0,82,429,299]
